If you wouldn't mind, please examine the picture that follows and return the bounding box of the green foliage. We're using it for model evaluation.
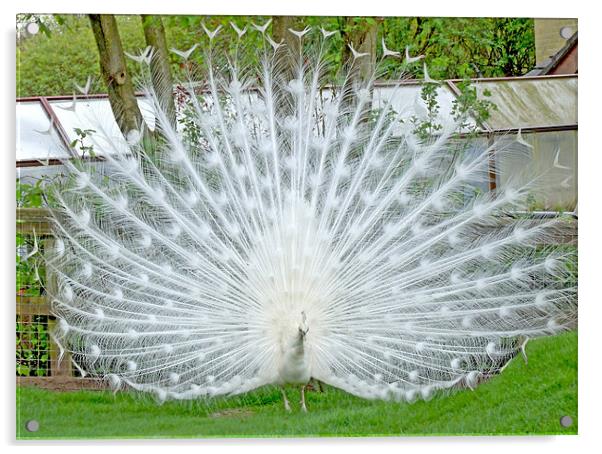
[17,15,536,97]
[410,78,497,141]
[16,316,50,377]
[488,18,536,76]
[163,15,267,80]
[16,331,577,438]
[452,80,497,132]
[16,179,49,376]
[17,15,146,97]
[70,128,97,158]
[339,16,378,41]
[381,17,535,80]
[16,231,43,295]
[173,84,204,148]
[411,82,443,140]
[16,178,44,208]
[16,179,46,296]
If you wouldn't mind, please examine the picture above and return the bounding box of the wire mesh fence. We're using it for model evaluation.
[16,313,50,377]
[16,208,100,390]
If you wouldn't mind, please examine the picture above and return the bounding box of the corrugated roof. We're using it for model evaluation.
[16,76,578,166]
[475,76,577,130]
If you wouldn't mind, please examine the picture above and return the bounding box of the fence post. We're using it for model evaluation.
[15,208,101,389]
[44,237,72,377]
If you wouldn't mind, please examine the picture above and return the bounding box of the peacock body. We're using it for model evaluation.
[46,23,576,409]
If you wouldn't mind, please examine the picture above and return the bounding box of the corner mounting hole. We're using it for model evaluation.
[560,415,573,427]
[26,23,40,35]
[25,420,39,432]
[560,26,574,39]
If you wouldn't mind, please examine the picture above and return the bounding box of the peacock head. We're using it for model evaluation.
[298,311,309,339]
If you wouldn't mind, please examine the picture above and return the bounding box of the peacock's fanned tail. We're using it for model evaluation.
[46,26,577,403]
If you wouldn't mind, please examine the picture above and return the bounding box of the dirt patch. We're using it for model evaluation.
[209,408,255,418]
[17,377,105,391]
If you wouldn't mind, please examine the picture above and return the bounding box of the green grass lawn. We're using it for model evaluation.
[16,331,577,439]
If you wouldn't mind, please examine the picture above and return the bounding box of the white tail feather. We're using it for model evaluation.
[45,27,576,404]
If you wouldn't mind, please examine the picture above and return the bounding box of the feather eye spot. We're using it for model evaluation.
[93,308,105,319]
[89,344,101,358]
[161,344,174,354]
[58,318,70,335]
[62,284,74,302]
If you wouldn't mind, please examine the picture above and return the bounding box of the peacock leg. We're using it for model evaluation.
[281,387,291,412]
[317,379,324,393]
[300,384,308,412]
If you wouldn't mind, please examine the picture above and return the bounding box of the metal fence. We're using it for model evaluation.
[16,208,103,390]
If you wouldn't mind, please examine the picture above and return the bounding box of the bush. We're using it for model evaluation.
[17,15,146,97]
[17,15,536,97]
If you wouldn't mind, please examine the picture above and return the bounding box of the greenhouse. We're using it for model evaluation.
[17,74,578,211]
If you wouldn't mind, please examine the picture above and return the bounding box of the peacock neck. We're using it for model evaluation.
[290,331,305,355]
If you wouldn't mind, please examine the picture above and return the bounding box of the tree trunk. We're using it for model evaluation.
[341,17,380,82]
[272,16,301,57]
[141,15,175,126]
[340,17,381,124]
[89,14,143,138]
[271,16,302,121]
